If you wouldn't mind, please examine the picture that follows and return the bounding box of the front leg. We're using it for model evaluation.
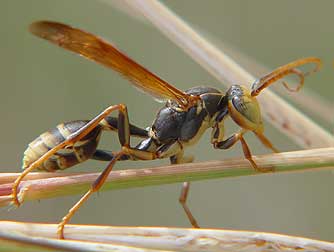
[213,130,273,172]
[211,106,228,145]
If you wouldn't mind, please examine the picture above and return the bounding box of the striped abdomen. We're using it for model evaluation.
[22,120,102,171]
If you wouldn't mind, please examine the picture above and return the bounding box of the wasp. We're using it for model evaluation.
[11,21,321,239]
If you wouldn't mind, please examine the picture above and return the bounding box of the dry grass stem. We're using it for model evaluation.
[1,221,334,252]
[0,229,161,252]
[111,0,332,148]
[0,148,332,208]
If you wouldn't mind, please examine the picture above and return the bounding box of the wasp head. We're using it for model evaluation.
[226,85,263,132]
[226,58,322,133]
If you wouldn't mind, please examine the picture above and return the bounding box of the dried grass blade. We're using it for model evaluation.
[0,148,333,207]
[2,221,334,252]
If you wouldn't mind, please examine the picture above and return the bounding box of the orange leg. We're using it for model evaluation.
[58,147,156,239]
[239,135,273,172]
[57,105,156,239]
[57,151,123,239]
[170,153,199,228]
[254,131,279,153]
[12,104,126,207]
[179,181,200,228]
[214,131,273,172]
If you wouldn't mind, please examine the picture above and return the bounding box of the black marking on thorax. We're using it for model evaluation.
[151,86,223,143]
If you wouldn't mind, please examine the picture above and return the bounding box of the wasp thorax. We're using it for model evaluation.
[226,85,263,131]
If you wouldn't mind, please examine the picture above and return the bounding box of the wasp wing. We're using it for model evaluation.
[30,21,195,109]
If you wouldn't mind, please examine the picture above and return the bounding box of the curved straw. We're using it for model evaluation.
[251,57,321,97]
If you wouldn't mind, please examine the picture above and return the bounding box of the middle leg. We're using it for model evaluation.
[170,150,199,228]
[151,139,199,228]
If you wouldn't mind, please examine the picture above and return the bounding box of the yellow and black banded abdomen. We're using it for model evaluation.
[22,120,102,171]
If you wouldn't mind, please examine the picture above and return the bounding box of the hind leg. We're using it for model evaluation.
[57,105,156,239]
[12,104,130,207]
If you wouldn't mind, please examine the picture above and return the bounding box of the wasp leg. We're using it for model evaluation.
[101,116,148,138]
[92,149,129,161]
[92,117,149,162]
[214,131,273,172]
[57,151,123,239]
[11,104,128,207]
[92,150,114,161]
[170,152,199,228]
[239,136,273,172]
[57,105,156,239]
[179,181,200,228]
[254,131,279,153]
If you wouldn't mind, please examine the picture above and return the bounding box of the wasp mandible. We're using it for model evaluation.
[11,21,321,239]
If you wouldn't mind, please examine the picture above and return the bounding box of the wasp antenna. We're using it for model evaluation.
[251,57,322,97]
[281,68,304,92]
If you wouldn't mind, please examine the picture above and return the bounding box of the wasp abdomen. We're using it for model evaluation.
[23,120,102,171]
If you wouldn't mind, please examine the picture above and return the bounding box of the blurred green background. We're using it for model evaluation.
[0,0,333,241]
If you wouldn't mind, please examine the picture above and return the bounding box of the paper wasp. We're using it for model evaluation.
[11,21,321,239]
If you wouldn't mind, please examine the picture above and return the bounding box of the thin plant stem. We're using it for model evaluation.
[0,227,162,252]
[1,221,334,252]
[0,148,333,207]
